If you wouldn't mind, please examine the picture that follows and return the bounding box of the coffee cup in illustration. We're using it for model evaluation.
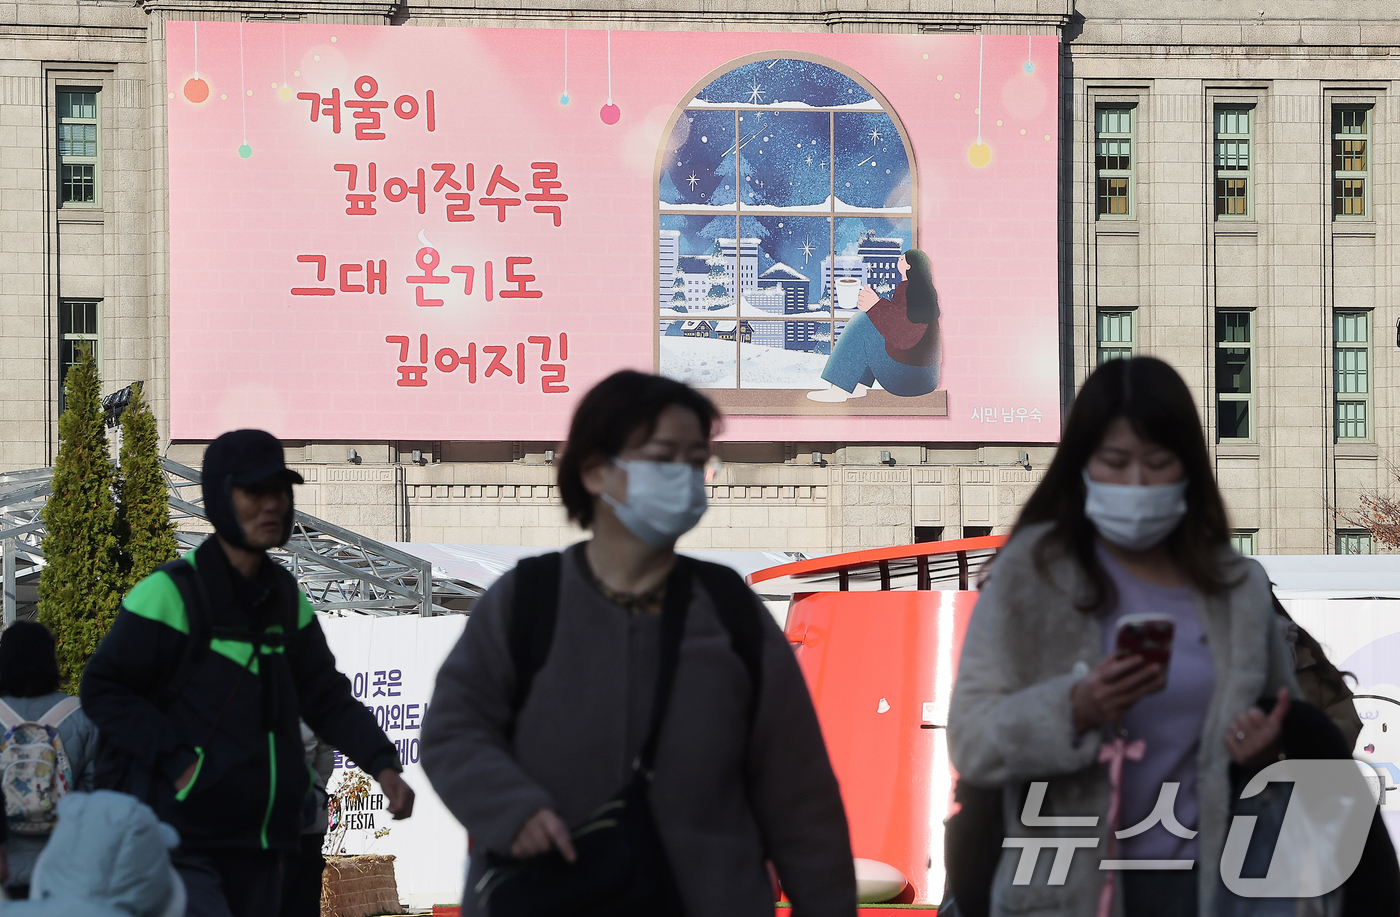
[835,277,862,311]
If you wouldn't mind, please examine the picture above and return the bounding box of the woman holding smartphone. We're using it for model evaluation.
[947,357,1297,917]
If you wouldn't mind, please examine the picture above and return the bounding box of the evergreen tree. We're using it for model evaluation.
[117,382,177,592]
[671,273,688,307]
[705,239,729,307]
[39,346,121,691]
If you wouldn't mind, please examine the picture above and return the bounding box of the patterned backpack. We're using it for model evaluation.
[0,696,80,835]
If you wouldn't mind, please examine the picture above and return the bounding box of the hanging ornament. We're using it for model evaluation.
[183,22,209,102]
[967,34,991,168]
[278,25,293,100]
[599,30,620,125]
[237,23,252,159]
[1024,35,1035,74]
[559,30,571,105]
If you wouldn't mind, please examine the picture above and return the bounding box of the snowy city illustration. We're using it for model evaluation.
[656,57,941,400]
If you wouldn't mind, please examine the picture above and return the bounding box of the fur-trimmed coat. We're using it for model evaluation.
[947,522,1300,917]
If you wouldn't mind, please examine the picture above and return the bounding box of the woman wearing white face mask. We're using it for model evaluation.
[422,370,857,917]
[947,357,1301,917]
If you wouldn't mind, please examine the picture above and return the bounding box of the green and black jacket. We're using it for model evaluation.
[82,536,399,853]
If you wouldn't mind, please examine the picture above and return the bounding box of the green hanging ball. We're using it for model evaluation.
[238,143,253,159]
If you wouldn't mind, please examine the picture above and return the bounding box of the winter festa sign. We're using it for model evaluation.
[166,23,1059,442]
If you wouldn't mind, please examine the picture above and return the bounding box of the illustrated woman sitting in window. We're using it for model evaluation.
[808,249,942,403]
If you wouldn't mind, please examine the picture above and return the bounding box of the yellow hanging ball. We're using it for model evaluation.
[279,86,293,101]
[968,142,992,168]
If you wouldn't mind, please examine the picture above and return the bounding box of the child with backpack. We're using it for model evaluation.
[0,620,98,900]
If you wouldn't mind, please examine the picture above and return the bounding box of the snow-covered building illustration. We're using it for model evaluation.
[858,233,903,295]
[658,229,680,303]
[656,55,916,391]
[719,238,761,295]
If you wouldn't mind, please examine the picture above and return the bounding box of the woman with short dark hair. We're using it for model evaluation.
[947,357,1300,917]
[422,370,856,917]
[0,620,99,900]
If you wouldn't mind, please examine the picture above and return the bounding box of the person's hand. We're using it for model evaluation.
[1070,654,1167,734]
[856,287,880,312]
[174,760,198,792]
[511,808,577,863]
[377,768,416,820]
[1226,687,1290,767]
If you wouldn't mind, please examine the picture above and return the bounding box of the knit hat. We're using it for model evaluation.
[201,430,302,550]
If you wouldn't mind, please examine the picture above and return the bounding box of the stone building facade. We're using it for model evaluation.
[3,0,1397,555]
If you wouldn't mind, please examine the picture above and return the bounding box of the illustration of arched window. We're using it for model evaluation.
[656,54,916,406]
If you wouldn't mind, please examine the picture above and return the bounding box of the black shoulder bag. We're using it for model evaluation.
[474,555,695,917]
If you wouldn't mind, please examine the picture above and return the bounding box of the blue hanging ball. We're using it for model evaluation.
[560,93,570,105]
[238,143,253,159]
[1023,61,1035,74]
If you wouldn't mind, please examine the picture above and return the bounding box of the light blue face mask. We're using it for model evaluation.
[601,460,708,547]
[1082,470,1189,552]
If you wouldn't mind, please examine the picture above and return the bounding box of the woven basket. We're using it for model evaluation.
[321,854,406,917]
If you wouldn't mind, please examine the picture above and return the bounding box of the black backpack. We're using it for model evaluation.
[506,551,766,729]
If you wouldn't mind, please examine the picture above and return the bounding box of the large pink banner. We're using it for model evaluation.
[166,23,1059,442]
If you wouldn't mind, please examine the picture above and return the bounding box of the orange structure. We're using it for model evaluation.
[748,536,1007,907]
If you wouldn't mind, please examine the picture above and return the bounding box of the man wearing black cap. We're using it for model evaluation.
[82,429,414,917]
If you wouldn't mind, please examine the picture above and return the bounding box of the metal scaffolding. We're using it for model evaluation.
[0,459,480,624]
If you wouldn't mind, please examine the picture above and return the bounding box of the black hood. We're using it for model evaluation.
[201,430,303,550]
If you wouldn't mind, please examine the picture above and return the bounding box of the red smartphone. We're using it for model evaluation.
[1113,613,1175,669]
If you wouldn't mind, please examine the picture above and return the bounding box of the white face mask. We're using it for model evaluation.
[1082,470,1189,552]
[601,460,708,547]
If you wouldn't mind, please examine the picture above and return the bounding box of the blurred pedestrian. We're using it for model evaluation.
[947,357,1298,917]
[2,790,185,917]
[0,620,98,900]
[279,722,335,917]
[422,370,856,917]
[82,429,414,917]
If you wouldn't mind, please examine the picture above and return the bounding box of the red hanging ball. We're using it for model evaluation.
[184,78,209,103]
[599,103,620,125]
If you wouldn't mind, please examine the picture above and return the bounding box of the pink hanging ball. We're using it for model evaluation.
[183,78,209,103]
[599,103,621,125]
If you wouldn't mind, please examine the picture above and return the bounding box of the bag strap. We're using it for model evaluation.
[508,552,564,723]
[160,558,214,702]
[0,699,21,732]
[692,560,764,728]
[38,697,81,730]
[634,558,693,777]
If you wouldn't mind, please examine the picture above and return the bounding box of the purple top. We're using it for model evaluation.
[1098,545,1216,861]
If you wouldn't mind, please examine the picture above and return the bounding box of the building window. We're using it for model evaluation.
[1334,311,1370,440]
[1095,107,1134,218]
[1333,107,1370,219]
[1230,531,1257,555]
[657,57,915,393]
[59,300,100,415]
[963,526,993,539]
[1215,107,1253,220]
[1336,530,1373,555]
[1097,310,1136,364]
[914,526,944,543]
[1216,311,1254,441]
[58,89,99,206]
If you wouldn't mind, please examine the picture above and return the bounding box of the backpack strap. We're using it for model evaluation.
[0,699,21,732]
[692,560,765,727]
[508,552,564,722]
[158,557,214,702]
[38,697,81,729]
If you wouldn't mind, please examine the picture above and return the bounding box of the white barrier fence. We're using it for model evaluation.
[320,613,469,908]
